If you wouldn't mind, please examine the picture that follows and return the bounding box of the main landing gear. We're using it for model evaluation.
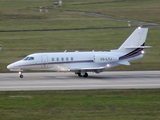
[77,72,88,78]
[19,71,23,78]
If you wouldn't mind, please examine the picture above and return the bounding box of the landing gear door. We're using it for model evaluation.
[41,55,48,68]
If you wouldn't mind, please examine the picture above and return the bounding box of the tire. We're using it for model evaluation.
[78,73,82,77]
[83,73,88,77]
[20,75,23,78]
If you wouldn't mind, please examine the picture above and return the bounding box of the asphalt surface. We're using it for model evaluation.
[0,71,160,91]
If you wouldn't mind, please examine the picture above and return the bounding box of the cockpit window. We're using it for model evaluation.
[29,57,34,60]
[23,57,34,61]
[23,57,29,60]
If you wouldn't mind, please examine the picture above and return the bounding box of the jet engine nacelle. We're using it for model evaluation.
[93,54,119,63]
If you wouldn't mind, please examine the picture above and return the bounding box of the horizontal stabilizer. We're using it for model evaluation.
[125,46,152,49]
[118,61,130,65]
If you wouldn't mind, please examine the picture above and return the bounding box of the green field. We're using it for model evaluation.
[0,89,160,120]
[0,0,160,72]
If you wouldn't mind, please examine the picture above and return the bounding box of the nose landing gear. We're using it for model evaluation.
[19,71,23,78]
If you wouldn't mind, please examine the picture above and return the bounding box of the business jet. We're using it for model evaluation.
[7,27,151,78]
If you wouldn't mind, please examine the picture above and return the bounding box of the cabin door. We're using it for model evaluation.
[41,55,48,68]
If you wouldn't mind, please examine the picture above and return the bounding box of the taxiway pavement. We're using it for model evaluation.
[0,71,160,91]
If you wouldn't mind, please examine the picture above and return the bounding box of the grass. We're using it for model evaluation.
[0,0,160,72]
[0,9,135,31]
[1,27,160,72]
[60,0,160,23]
[0,89,160,120]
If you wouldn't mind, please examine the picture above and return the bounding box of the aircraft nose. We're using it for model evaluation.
[7,64,14,69]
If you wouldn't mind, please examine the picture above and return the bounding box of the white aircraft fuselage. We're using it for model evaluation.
[7,27,150,78]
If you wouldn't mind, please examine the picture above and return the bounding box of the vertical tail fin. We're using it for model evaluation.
[111,27,151,63]
[118,27,149,53]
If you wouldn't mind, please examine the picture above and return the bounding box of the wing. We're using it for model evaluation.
[69,66,106,73]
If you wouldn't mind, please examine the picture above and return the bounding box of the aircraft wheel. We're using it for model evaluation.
[78,73,82,77]
[20,75,23,78]
[83,73,88,77]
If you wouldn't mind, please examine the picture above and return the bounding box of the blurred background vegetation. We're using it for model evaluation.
[0,0,160,72]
